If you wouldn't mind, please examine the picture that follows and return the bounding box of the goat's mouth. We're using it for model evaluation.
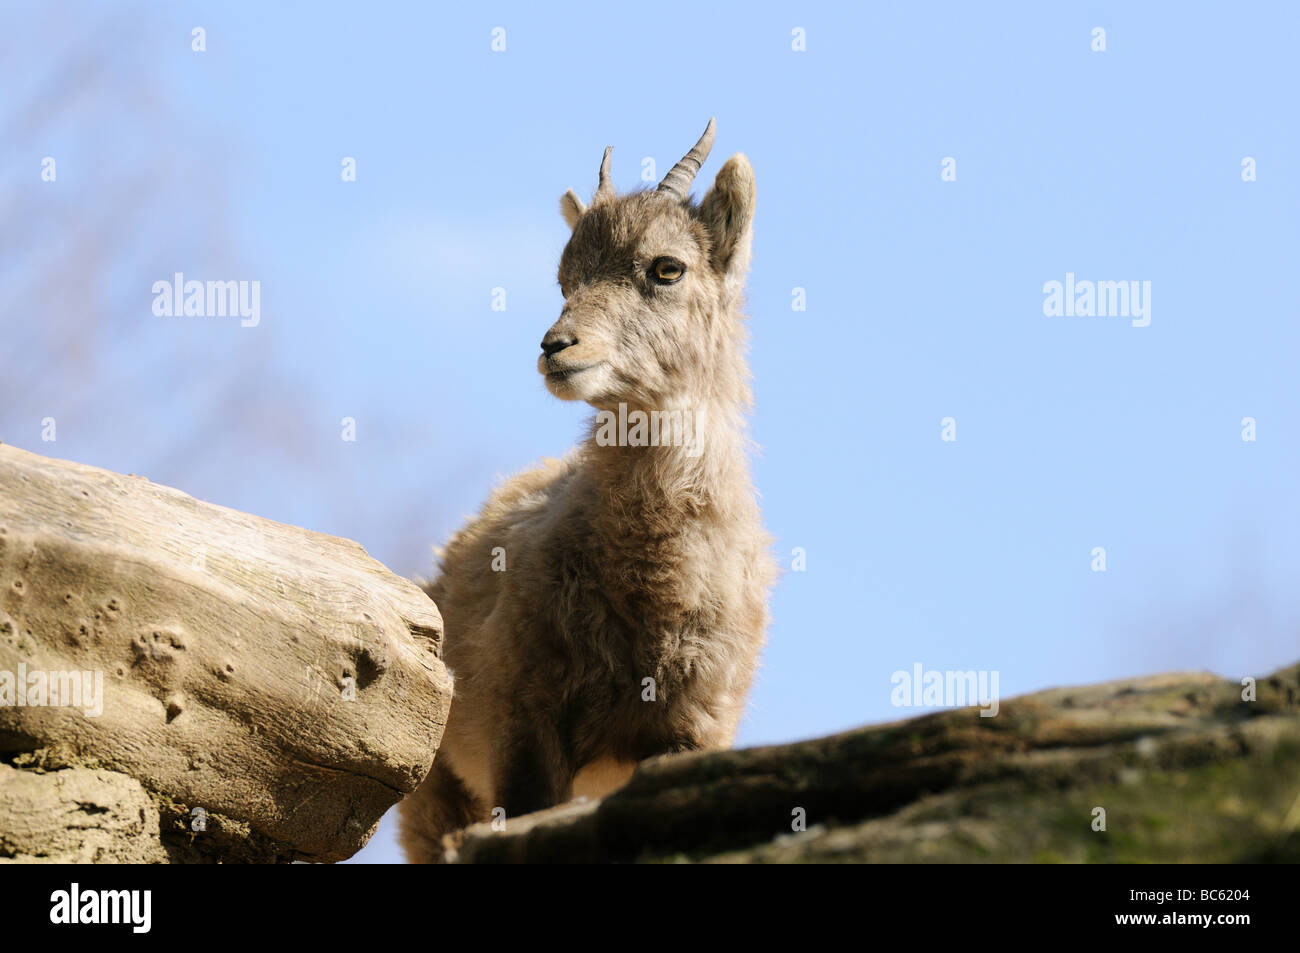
[546,366,590,382]
[539,356,598,381]
[540,357,605,401]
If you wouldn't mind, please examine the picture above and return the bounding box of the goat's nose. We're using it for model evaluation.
[540,332,577,357]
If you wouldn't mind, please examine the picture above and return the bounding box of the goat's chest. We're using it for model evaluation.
[549,527,757,754]
[559,596,734,756]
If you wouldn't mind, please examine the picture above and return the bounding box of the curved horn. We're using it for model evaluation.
[656,118,716,200]
[594,146,614,202]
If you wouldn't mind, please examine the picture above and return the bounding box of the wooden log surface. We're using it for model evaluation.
[0,443,451,862]
[446,662,1300,863]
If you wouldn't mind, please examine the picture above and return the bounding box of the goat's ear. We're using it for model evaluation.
[560,189,586,230]
[699,153,755,294]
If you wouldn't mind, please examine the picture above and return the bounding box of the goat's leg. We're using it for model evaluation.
[493,717,571,821]
[398,756,483,863]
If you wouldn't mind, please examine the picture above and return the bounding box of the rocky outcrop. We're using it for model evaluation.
[447,662,1300,863]
[0,444,452,863]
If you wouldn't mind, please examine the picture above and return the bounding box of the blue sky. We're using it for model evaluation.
[5,2,1297,862]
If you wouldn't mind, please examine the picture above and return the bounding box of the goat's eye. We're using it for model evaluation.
[650,257,685,284]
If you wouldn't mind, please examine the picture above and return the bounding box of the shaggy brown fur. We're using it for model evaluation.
[399,120,776,863]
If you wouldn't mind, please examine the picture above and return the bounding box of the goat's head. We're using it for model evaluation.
[539,119,755,410]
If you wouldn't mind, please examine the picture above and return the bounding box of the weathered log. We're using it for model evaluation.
[0,763,166,863]
[447,662,1300,863]
[0,443,451,862]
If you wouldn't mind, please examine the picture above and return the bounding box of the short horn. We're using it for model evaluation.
[656,118,716,200]
[594,146,614,202]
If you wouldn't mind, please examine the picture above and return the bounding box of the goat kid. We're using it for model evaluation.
[399,120,775,863]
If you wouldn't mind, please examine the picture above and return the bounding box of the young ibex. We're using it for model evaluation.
[399,120,775,862]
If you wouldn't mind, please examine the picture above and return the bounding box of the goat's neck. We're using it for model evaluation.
[582,391,751,539]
